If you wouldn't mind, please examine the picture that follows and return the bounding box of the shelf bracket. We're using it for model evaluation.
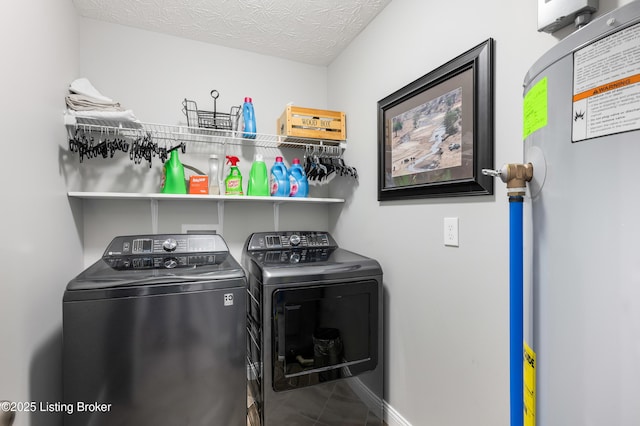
[217,200,225,235]
[273,202,281,232]
[150,199,159,234]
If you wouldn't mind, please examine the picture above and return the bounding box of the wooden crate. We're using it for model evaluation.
[277,106,346,141]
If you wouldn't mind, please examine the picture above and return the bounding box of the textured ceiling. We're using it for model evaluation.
[72,0,392,66]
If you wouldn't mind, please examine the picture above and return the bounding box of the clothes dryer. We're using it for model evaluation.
[63,233,246,426]
[242,231,384,426]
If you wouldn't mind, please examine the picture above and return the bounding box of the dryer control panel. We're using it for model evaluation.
[245,231,337,251]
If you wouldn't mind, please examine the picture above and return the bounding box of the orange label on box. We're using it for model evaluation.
[189,175,209,194]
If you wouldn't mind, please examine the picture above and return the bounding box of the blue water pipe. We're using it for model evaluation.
[482,163,532,426]
[509,195,524,426]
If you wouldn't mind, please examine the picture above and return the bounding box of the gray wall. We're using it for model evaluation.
[326,0,632,425]
[0,1,83,426]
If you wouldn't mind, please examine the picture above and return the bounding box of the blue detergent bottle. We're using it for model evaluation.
[270,156,290,197]
[289,158,308,197]
[242,97,256,139]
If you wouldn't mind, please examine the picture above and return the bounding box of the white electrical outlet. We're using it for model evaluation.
[444,217,459,247]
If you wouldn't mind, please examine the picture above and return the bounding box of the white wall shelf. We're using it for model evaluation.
[67,191,344,203]
[68,191,344,233]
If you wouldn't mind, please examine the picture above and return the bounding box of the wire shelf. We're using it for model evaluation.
[64,114,346,151]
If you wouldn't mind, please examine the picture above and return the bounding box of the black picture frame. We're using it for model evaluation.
[377,38,494,201]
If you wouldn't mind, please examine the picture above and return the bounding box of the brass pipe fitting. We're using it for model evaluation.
[504,163,534,196]
[482,163,534,197]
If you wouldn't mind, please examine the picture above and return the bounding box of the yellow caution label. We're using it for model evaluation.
[523,77,548,140]
[524,342,536,426]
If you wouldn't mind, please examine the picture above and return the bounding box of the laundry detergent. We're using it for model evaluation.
[288,158,308,197]
[270,156,289,197]
[247,154,269,196]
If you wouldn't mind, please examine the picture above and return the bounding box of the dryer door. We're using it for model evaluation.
[271,280,378,392]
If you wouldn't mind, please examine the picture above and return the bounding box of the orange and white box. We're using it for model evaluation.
[189,175,209,194]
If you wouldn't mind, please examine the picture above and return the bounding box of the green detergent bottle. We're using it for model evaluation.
[225,155,243,195]
[247,154,269,196]
[161,149,187,194]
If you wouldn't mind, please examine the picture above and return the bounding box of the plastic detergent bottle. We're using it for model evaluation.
[270,156,290,197]
[289,158,309,197]
[161,149,187,194]
[242,97,256,139]
[225,156,243,195]
[247,154,269,196]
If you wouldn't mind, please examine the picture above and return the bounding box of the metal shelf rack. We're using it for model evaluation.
[64,115,346,152]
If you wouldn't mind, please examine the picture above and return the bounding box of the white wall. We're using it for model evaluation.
[327,0,632,425]
[0,1,82,425]
[75,18,333,263]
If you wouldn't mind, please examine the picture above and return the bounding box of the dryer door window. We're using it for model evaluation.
[272,280,378,392]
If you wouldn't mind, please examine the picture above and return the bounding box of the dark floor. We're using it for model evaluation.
[248,379,387,425]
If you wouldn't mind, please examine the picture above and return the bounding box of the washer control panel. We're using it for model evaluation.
[246,231,337,251]
[102,233,228,270]
[105,233,227,256]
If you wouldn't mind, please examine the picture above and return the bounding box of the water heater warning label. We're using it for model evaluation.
[573,22,640,141]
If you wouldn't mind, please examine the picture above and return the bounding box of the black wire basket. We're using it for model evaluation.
[182,89,240,131]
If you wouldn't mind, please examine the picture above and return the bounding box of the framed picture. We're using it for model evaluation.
[377,38,494,201]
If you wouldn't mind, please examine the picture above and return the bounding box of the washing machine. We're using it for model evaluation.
[242,231,384,426]
[63,233,246,426]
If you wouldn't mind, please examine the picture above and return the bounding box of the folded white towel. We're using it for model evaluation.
[66,109,140,123]
[69,78,113,103]
[66,94,122,111]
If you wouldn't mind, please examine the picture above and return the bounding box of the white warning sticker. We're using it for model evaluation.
[572,22,640,141]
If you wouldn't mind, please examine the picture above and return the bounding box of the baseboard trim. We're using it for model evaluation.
[384,400,413,426]
[347,376,412,426]
[346,376,381,415]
